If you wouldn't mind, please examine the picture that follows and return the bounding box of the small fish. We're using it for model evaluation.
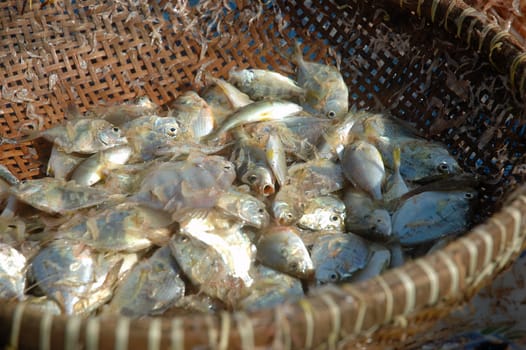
[317,110,360,160]
[238,264,304,311]
[341,139,385,201]
[343,187,392,240]
[288,158,345,198]
[108,245,185,316]
[170,91,215,141]
[231,133,276,196]
[215,188,270,229]
[9,177,115,215]
[311,232,370,284]
[392,180,477,246]
[0,243,26,300]
[297,195,346,232]
[169,229,254,306]
[123,115,181,161]
[266,131,288,187]
[29,241,120,315]
[229,68,305,101]
[256,225,314,279]
[271,185,306,225]
[204,100,302,142]
[134,154,236,212]
[294,42,348,119]
[70,145,132,186]
[57,202,174,252]
[167,294,225,315]
[18,118,128,154]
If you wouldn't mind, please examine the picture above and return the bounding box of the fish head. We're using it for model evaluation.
[98,126,128,147]
[241,166,275,196]
[322,97,348,120]
[239,197,270,229]
[272,201,301,225]
[153,117,181,139]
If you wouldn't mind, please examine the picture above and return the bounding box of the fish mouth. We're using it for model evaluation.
[261,183,275,196]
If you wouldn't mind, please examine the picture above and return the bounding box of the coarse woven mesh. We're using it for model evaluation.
[0,0,526,349]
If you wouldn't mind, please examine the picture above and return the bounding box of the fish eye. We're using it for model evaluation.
[286,212,294,220]
[178,235,189,243]
[258,208,265,214]
[330,215,340,222]
[329,272,339,282]
[327,110,336,119]
[289,261,298,270]
[247,174,258,183]
[223,165,232,171]
[464,192,474,199]
[437,162,450,173]
[112,127,120,133]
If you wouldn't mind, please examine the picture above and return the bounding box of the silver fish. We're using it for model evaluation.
[29,241,121,315]
[294,42,348,119]
[229,68,305,101]
[311,232,370,284]
[46,145,87,180]
[70,145,132,186]
[266,131,288,187]
[341,139,385,201]
[108,245,185,316]
[392,182,477,246]
[170,91,215,141]
[215,188,270,229]
[256,225,314,279]
[343,187,392,240]
[238,264,304,311]
[57,202,174,252]
[204,100,302,141]
[297,195,346,232]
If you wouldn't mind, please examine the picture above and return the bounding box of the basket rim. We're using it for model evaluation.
[1,0,526,349]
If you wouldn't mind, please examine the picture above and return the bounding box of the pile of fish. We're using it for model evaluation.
[0,43,478,316]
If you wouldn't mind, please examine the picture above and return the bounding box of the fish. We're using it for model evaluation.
[169,228,254,306]
[266,131,288,187]
[0,243,26,300]
[169,91,215,141]
[228,68,305,101]
[70,145,132,186]
[271,185,306,225]
[18,118,128,154]
[203,100,302,142]
[287,158,345,198]
[9,177,116,215]
[341,139,385,201]
[297,195,346,232]
[215,188,270,229]
[203,72,253,110]
[238,264,304,311]
[231,133,276,196]
[294,42,349,119]
[56,202,174,252]
[343,187,393,240]
[256,225,314,279]
[108,245,185,316]
[311,232,371,284]
[29,241,121,315]
[317,110,361,161]
[133,153,236,212]
[391,179,477,246]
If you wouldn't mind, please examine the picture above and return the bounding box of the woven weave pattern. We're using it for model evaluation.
[1,0,526,348]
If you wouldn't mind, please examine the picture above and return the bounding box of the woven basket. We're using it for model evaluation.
[1,0,526,348]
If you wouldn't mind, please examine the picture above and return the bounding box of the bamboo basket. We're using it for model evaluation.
[1,0,526,349]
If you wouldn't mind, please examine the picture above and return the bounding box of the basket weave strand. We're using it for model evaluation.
[1,0,526,349]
